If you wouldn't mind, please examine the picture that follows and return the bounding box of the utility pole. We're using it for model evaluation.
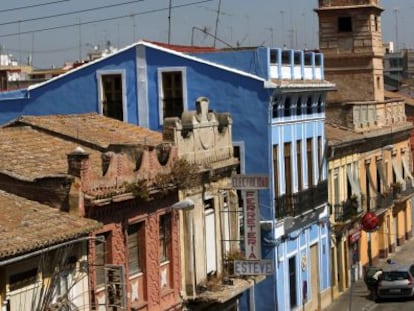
[213,0,222,48]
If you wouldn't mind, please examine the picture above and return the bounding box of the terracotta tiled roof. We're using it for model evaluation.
[13,113,162,148]
[0,113,163,181]
[0,190,101,260]
[0,125,100,181]
[325,122,365,146]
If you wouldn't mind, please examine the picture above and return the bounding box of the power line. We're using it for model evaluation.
[0,0,71,14]
[0,0,143,27]
[0,0,215,39]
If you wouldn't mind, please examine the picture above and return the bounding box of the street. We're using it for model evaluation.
[324,234,414,311]
[374,299,414,310]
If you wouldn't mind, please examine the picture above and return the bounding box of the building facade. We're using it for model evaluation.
[0,40,335,310]
[0,191,100,311]
[316,0,414,301]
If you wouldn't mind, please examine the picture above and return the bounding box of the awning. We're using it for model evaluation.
[366,163,378,194]
[402,156,414,187]
[376,159,390,192]
[346,164,361,195]
[392,157,404,184]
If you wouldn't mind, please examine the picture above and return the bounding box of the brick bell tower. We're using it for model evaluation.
[315,0,384,104]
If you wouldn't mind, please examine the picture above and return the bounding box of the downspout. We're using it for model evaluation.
[268,90,278,311]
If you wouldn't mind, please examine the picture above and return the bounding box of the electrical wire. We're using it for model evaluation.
[0,0,144,27]
[0,0,215,39]
[0,0,71,14]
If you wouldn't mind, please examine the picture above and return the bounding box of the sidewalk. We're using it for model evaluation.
[323,236,414,311]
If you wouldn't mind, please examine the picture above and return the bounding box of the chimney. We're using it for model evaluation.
[67,146,90,178]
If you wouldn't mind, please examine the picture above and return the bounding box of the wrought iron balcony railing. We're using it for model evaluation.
[333,195,362,223]
[275,180,328,219]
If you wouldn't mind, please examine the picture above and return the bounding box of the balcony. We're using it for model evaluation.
[319,0,379,7]
[275,180,328,218]
[333,195,362,223]
[392,181,414,202]
[269,48,323,81]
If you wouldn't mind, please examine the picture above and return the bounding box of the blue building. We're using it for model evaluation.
[0,41,335,310]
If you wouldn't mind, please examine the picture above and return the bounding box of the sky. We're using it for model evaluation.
[0,0,412,68]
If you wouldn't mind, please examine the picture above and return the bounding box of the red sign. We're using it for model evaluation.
[244,190,261,260]
[361,212,379,232]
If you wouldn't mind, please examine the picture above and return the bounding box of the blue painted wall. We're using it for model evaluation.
[188,47,270,79]
[0,47,138,125]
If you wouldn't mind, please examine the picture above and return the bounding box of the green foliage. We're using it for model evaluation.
[124,179,150,201]
[170,158,200,189]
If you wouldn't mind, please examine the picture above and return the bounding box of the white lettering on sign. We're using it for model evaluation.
[231,175,269,190]
[233,260,274,275]
[244,190,261,260]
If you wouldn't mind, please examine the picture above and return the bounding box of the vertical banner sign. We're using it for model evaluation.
[244,190,261,260]
[231,175,268,261]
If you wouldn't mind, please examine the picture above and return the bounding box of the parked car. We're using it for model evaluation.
[376,264,414,300]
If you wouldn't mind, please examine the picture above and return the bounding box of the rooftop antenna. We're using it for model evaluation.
[266,27,274,46]
[78,18,82,61]
[393,8,399,51]
[213,0,222,47]
[168,0,172,44]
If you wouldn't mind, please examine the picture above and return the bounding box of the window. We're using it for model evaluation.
[317,136,323,180]
[296,97,302,116]
[270,50,278,64]
[273,144,279,197]
[333,170,340,205]
[317,95,323,113]
[306,96,313,114]
[95,232,112,287]
[221,192,231,254]
[289,257,297,308]
[205,199,217,275]
[233,144,244,208]
[374,16,378,32]
[100,73,124,121]
[294,52,301,65]
[376,164,382,193]
[304,54,312,66]
[128,222,145,275]
[284,97,292,117]
[284,143,292,194]
[161,70,184,120]
[338,16,352,32]
[282,50,290,64]
[9,269,38,291]
[272,96,280,118]
[9,268,40,311]
[307,139,314,187]
[159,213,171,263]
[297,141,303,191]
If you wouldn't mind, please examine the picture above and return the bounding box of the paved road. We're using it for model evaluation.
[323,236,414,311]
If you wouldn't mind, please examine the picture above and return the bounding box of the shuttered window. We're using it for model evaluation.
[159,213,171,263]
[128,222,144,275]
